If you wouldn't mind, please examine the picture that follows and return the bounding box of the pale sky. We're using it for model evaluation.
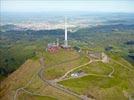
[1,0,134,12]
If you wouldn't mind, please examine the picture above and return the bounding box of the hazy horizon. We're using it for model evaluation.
[1,0,134,13]
[1,0,134,26]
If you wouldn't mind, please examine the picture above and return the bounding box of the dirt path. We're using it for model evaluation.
[38,67,86,100]
[38,57,91,100]
[57,73,109,82]
[108,65,114,77]
[13,58,43,100]
[54,59,102,82]
[14,56,92,100]
[13,68,42,100]
[57,61,92,80]
[112,59,133,71]
[15,53,132,100]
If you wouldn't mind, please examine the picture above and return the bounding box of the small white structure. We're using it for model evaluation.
[71,73,79,77]
[71,71,85,78]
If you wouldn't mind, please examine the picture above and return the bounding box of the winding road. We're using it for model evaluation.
[112,59,133,71]
[38,57,91,100]
[54,59,102,82]
[14,55,91,100]
[13,64,42,100]
[13,52,133,100]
